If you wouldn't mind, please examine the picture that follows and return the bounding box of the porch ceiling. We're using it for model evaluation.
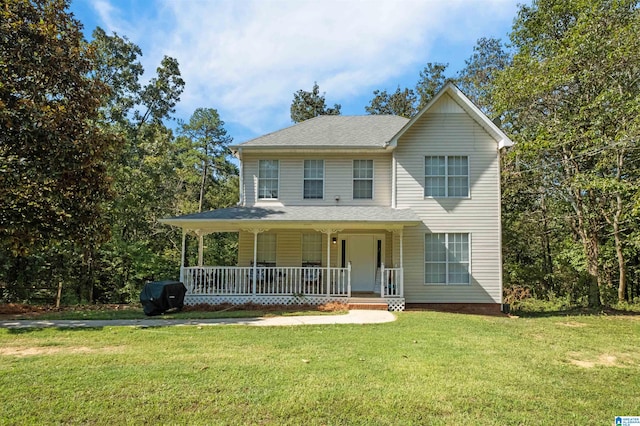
[159,205,420,232]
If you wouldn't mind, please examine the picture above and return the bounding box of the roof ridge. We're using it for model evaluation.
[233,114,409,149]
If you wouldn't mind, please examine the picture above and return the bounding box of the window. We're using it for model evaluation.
[257,233,276,265]
[424,156,469,197]
[303,160,324,199]
[425,233,470,284]
[302,233,322,265]
[258,160,279,199]
[353,159,373,199]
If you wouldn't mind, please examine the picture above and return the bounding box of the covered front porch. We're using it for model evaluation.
[160,206,419,311]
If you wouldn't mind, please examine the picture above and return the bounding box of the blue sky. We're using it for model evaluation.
[69,0,521,144]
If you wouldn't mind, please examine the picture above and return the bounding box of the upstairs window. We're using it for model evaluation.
[303,160,324,199]
[425,233,470,285]
[353,159,373,199]
[424,156,469,197]
[258,160,279,199]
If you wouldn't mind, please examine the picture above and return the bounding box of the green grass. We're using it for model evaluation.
[1,311,639,425]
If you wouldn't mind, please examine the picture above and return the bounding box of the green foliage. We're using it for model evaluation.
[365,86,417,118]
[0,0,121,255]
[456,37,511,117]
[179,107,234,212]
[365,62,450,118]
[290,82,341,123]
[496,0,640,305]
[0,7,238,304]
[415,62,449,110]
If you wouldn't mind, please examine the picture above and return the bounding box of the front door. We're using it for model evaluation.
[346,235,375,292]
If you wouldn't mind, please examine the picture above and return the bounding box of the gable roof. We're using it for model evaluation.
[232,115,409,150]
[390,82,514,149]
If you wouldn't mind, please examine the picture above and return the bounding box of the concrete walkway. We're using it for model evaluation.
[0,310,396,329]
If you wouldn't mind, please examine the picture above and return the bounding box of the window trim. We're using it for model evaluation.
[257,159,280,200]
[352,159,374,200]
[257,233,277,266]
[301,232,323,266]
[424,155,470,198]
[302,159,325,200]
[424,233,471,285]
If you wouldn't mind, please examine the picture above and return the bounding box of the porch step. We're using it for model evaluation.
[348,298,388,311]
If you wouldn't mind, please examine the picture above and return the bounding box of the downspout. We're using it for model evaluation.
[237,147,244,206]
[497,147,504,308]
[391,154,397,209]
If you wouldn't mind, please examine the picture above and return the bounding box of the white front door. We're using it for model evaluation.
[347,235,376,292]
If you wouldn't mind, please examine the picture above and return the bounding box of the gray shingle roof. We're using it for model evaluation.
[161,206,420,227]
[234,115,409,149]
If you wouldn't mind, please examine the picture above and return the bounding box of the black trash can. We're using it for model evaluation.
[140,280,187,316]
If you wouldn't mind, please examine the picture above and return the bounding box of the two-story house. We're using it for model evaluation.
[160,83,513,311]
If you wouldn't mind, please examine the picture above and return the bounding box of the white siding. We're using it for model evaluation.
[234,92,503,304]
[394,94,502,303]
[239,229,397,269]
[241,152,392,207]
[239,230,328,267]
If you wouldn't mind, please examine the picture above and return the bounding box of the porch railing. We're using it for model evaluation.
[381,264,403,297]
[182,266,351,297]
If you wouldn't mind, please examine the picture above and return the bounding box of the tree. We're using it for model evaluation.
[179,108,233,212]
[494,0,640,305]
[90,27,143,125]
[365,62,451,118]
[457,38,511,117]
[416,62,450,110]
[0,0,120,256]
[365,87,417,118]
[89,28,187,302]
[290,82,341,123]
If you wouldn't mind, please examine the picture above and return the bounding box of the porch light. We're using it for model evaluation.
[332,237,337,245]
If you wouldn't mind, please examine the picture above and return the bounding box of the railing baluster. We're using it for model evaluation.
[182,265,359,298]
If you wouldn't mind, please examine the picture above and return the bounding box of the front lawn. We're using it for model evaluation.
[1,311,638,424]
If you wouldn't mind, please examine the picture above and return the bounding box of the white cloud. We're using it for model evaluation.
[89,0,519,139]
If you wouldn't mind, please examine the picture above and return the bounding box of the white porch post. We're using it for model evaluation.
[252,230,258,296]
[400,229,404,297]
[244,228,268,297]
[197,231,204,267]
[381,263,385,296]
[180,229,186,283]
[326,231,331,297]
[315,228,341,297]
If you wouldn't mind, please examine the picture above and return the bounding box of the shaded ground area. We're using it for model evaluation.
[0,303,138,319]
[0,301,349,321]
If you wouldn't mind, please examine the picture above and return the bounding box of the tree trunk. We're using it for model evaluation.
[583,234,602,307]
[198,147,208,213]
[613,151,626,302]
[571,186,602,307]
[56,281,63,308]
[540,194,554,292]
[614,211,626,302]
[198,162,206,213]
